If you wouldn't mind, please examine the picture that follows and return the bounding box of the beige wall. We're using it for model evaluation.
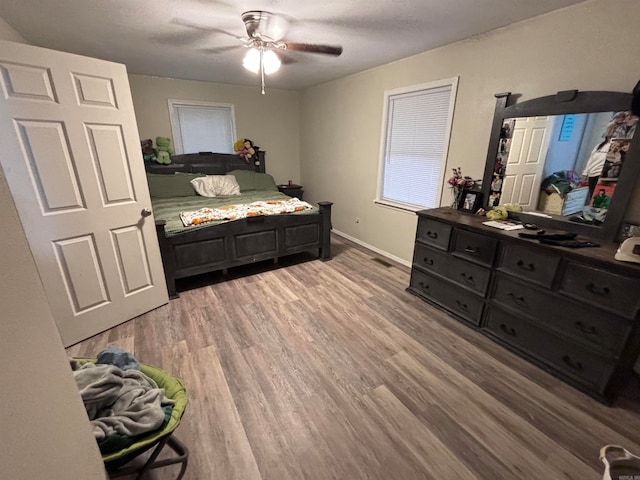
[300,0,640,263]
[0,17,27,43]
[128,74,301,185]
[0,21,107,480]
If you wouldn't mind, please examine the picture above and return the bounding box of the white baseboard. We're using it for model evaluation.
[331,230,412,268]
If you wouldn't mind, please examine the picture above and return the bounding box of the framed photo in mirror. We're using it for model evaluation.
[458,189,483,213]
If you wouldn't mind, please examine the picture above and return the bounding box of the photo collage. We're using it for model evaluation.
[488,118,514,208]
[582,111,637,213]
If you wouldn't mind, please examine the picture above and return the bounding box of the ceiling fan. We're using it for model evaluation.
[238,10,343,94]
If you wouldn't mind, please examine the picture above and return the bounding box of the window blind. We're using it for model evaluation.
[171,103,235,154]
[380,81,455,209]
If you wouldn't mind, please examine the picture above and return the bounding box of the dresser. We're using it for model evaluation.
[408,207,640,404]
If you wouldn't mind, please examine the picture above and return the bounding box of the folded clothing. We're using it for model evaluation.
[96,345,140,371]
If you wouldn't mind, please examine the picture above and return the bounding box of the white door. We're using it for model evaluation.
[501,116,552,210]
[0,40,168,346]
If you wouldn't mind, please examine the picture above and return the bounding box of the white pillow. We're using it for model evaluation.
[190,175,241,197]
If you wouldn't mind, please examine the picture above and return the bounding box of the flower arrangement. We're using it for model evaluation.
[447,167,477,207]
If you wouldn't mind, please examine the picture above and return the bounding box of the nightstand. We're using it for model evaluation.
[278,183,304,200]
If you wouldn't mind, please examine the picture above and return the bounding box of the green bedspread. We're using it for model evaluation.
[152,191,318,236]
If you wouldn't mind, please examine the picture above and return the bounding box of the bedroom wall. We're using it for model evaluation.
[0,16,27,42]
[128,74,301,186]
[300,0,640,264]
[0,20,107,480]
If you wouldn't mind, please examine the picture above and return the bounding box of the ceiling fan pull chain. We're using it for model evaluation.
[260,48,266,95]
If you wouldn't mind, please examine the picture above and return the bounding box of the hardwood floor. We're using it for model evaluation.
[67,234,640,480]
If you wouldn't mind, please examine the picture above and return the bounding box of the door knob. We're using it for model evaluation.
[141,208,152,217]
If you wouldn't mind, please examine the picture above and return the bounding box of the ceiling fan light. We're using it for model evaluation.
[262,49,281,74]
[242,48,260,73]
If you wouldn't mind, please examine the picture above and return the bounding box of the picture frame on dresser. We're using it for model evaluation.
[457,189,482,213]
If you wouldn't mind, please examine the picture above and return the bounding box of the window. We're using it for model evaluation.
[168,100,236,154]
[377,77,458,211]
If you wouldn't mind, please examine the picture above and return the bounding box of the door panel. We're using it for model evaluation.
[53,235,110,313]
[110,225,154,295]
[85,124,135,204]
[0,40,168,346]
[501,116,552,210]
[16,120,85,212]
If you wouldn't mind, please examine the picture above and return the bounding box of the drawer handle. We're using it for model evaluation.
[464,246,479,255]
[516,260,535,272]
[586,283,610,297]
[422,257,434,266]
[418,281,430,292]
[574,321,597,336]
[507,292,527,307]
[500,323,517,336]
[426,231,438,239]
[459,272,475,285]
[562,355,584,372]
[456,300,469,312]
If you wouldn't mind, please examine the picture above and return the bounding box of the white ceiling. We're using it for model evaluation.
[1,0,588,91]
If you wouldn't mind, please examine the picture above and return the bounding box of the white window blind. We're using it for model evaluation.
[378,78,457,210]
[168,100,236,154]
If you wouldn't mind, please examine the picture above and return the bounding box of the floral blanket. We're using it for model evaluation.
[180,198,314,227]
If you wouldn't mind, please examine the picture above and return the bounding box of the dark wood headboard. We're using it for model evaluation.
[145,151,266,175]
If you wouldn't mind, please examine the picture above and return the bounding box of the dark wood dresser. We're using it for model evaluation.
[408,207,640,404]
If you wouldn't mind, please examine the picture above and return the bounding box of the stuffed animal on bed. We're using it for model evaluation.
[141,139,157,163]
[155,136,174,164]
[234,138,259,165]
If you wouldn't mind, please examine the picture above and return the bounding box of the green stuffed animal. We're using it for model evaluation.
[155,136,174,165]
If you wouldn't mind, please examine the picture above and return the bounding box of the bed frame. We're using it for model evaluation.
[147,152,332,298]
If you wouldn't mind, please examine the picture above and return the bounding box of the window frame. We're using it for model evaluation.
[167,99,237,154]
[375,77,459,212]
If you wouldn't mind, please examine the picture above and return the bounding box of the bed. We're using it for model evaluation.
[146,152,332,298]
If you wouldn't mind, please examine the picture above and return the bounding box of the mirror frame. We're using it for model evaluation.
[481,90,639,243]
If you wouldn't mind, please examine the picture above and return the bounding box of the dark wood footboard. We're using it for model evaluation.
[156,202,333,298]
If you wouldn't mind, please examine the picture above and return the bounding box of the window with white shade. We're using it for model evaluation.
[168,100,236,154]
[377,77,458,211]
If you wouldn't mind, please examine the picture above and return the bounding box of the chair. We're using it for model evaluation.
[75,359,189,480]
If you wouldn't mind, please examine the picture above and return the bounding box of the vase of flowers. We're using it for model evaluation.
[447,167,476,208]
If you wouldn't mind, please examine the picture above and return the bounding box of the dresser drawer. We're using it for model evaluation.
[491,274,631,356]
[485,307,615,392]
[498,243,560,288]
[413,243,491,295]
[410,269,484,325]
[451,229,498,266]
[560,263,640,318]
[416,218,452,250]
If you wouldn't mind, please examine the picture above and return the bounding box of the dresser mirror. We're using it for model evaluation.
[481,90,640,242]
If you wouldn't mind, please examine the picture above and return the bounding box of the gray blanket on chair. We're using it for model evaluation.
[71,362,175,441]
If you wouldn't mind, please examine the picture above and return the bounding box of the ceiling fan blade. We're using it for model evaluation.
[282,42,343,56]
[170,17,245,40]
[200,45,243,54]
[275,51,297,65]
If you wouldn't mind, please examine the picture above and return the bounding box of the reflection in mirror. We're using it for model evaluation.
[489,110,638,226]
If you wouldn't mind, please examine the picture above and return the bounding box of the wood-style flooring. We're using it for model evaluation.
[67,235,640,480]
